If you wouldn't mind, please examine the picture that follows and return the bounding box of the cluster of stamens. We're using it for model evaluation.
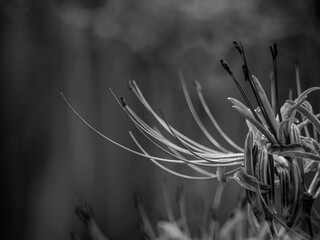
[221,42,320,238]
[64,43,320,239]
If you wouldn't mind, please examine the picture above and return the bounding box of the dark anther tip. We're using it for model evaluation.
[120,96,127,107]
[270,46,274,58]
[273,43,278,57]
[270,43,278,59]
[220,59,232,75]
[233,41,242,53]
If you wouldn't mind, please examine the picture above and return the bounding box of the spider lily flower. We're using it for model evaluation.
[222,42,320,238]
[61,44,319,182]
[65,43,320,239]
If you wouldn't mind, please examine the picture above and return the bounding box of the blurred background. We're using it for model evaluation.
[1,0,320,239]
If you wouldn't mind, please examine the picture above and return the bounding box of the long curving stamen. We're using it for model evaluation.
[68,81,244,179]
[127,116,225,171]
[123,103,204,158]
[158,109,243,167]
[128,81,224,154]
[114,88,241,161]
[129,131,218,179]
[193,80,244,152]
[128,126,225,176]
[155,126,196,159]
[179,71,231,153]
[123,100,244,163]
[158,109,223,163]
[62,92,242,167]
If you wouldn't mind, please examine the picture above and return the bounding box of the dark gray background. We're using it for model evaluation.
[1,0,320,239]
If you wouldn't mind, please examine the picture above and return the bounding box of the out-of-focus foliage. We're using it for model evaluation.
[1,0,319,240]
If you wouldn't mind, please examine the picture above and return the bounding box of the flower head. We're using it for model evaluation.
[66,43,320,239]
[221,42,320,238]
